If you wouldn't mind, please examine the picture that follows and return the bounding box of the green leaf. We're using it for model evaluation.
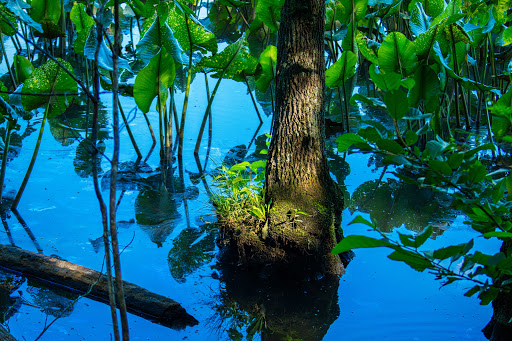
[388,249,433,271]
[0,4,18,36]
[331,235,393,254]
[21,59,77,118]
[503,26,512,46]
[356,31,379,64]
[428,159,452,176]
[167,4,217,53]
[447,152,463,169]
[134,48,176,114]
[254,0,284,32]
[14,55,34,84]
[408,65,440,107]
[415,225,433,247]
[369,64,401,91]
[336,133,369,152]
[349,215,376,228]
[255,45,276,92]
[383,89,409,120]
[6,0,42,32]
[378,32,418,76]
[350,93,386,109]
[70,3,94,33]
[30,0,61,24]
[432,243,466,260]
[84,29,131,71]
[424,0,445,17]
[410,2,431,36]
[464,285,480,297]
[198,36,258,80]
[136,19,183,66]
[376,139,405,154]
[326,51,357,88]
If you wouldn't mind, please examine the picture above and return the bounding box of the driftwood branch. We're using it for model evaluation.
[0,245,198,329]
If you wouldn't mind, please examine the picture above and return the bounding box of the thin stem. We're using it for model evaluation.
[12,107,49,210]
[118,98,142,160]
[179,14,194,161]
[0,121,14,203]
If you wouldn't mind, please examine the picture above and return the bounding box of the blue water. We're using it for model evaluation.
[1,54,496,341]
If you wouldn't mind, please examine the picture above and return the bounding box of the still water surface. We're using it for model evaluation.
[0,70,496,340]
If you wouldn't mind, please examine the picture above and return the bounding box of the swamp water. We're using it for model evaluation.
[0,33,498,341]
[0,72,497,340]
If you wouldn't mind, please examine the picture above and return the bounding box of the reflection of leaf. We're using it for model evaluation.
[73,138,105,178]
[48,118,80,146]
[26,280,78,317]
[349,178,455,233]
[168,227,216,282]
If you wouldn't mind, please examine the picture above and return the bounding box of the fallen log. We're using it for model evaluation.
[0,244,198,329]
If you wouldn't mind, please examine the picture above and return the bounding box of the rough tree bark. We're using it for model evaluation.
[218,0,347,277]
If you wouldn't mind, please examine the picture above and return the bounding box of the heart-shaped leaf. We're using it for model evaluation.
[326,51,357,88]
[378,32,418,76]
[255,45,276,93]
[136,18,183,66]
[134,48,176,113]
[21,59,77,118]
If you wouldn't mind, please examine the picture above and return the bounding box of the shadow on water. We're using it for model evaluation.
[212,266,341,341]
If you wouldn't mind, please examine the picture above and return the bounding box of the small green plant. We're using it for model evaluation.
[210,160,267,226]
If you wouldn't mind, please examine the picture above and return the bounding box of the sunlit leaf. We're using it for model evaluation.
[378,32,418,76]
[331,235,393,254]
[136,18,183,66]
[369,64,401,91]
[424,0,445,17]
[167,4,217,53]
[410,2,431,36]
[14,55,34,84]
[326,51,357,88]
[5,0,42,32]
[134,48,176,113]
[0,4,18,36]
[254,0,284,32]
[21,59,77,118]
[30,0,61,24]
[503,27,512,46]
[70,3,94,33]
[255,45,276,92]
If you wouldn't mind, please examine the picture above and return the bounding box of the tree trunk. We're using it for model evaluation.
[0,325,17,341]
[264,0,345,276]
[217,0,346,277]
[0,245,198,329]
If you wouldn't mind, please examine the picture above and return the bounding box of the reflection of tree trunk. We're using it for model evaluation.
[218,266,340,340]
[0,245,198,329]
[264,0,345,275]
[483,242,512,341]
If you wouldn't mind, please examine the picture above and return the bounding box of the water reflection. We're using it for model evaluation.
[167,224,217,283]
[213,268,340,341]
[348,177,456,234]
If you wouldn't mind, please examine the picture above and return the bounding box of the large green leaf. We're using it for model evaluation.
[5,0,42,32]
[167,4,217,53]
[383,89,409,120]
[70,3,94,33]
[30,0,61,24]
[255,45,276,93]
[369,64,401,91]
[84,29,131,71]
[254,0,284,32]
[14,55,34,84]
[331,235,393,254]
[408,65,440,107]
[0,4,18,36]
[197,36,258,80]
[503,26,512,46]
[336,0,369,24]
[136,18,183,66]
[325,51,357,88]
[356,31,379,64]
[378,32,418,76]
[21,59,77,118]
[424,0,445,17]
[410,2,431,36]
[134,48,176,114]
